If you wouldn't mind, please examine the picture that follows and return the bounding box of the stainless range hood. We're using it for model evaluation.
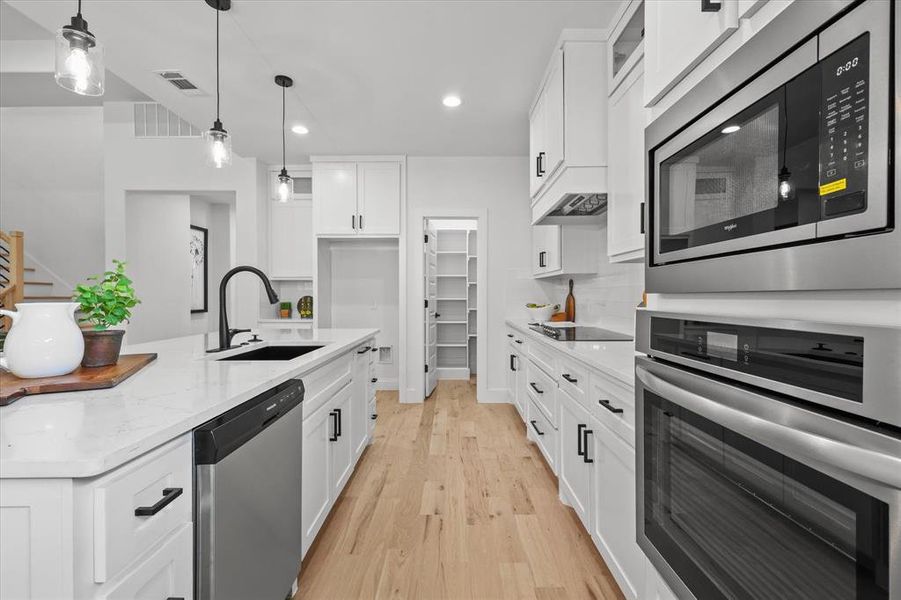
[531,165,609,225]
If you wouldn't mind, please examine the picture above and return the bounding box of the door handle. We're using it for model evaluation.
[562,373,578,384]
[329,410,339,441]
[577,423,586,457]
[599,399,624,414]
[530,420,545,436]
[582,429,594,464]
[135,488,183,517]
[640,201,646,234]
[529,382,543,394]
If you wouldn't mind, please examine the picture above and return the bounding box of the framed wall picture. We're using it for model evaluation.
[190,224,208,313]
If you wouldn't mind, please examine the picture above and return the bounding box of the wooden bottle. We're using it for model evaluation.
[564,279,576,322]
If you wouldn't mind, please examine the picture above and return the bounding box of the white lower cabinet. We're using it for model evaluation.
[351,345,371,460]
[329,383,354,497]
[527,395,557,473]
[558,389,594,531]
[94,524,192,600]
[302,399,333,557]
[592,419,645,600]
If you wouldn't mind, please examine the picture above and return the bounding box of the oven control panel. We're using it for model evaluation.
[648,317,863,403]
[818,33,869,218]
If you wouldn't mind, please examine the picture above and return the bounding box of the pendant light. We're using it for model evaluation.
[203,0,232,168]
[54,0,104,96]
[275,75,294,202]
[778,86,794,201]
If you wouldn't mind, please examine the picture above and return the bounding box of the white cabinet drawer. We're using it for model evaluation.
[508,330,527,353]
[527,396,557,474]
[591,370,636,447]
[525,359,557,428]
[89,435,192,583]
[302,353,352,418]
[558,356,589,409]
[527,341,556,380]
[94,524,192,600]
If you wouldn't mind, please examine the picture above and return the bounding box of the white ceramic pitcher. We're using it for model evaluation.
[0,302,84,378]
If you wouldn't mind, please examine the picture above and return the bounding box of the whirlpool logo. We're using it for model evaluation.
[723,223,738,232]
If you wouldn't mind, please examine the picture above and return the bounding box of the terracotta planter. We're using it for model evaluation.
[82,329,125,368]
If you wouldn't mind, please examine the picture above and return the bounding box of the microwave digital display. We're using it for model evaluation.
[818,33,870,218]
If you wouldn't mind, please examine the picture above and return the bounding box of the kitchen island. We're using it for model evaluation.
[0,327,378,600]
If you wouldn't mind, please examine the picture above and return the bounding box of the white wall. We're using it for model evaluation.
[328,240,399,387]
[404,156,545,403]
[0,106,105,287]
[189,197,233,334]
[103,102,267,330]
[126,193,192,343]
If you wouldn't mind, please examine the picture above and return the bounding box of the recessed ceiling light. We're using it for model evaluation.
[291,124,309,135]
[442,95,462,108]
[721,124,741,134]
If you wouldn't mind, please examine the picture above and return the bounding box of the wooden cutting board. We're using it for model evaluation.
[0,353,157,406]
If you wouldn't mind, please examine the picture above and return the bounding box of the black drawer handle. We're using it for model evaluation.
[371,413,378,420]
[529,382,543,395]
[510,354,517,372]
[530,420,544,436]
[167,597,186,600]
[562,373,578,384]
[507,333,514,338]
[371,347,378,353]
[335,408,342,437]
[515,339,523,344]
[358,346,372,354]
[135,488,183,517]
[582,429,594,464]
[371,377,378,383]
[577,423,586,457]
[599,399,624,414]
[539,251,546,268]
[329,410,339,441]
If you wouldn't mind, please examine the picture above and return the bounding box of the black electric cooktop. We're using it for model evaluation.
[528,323,634,342]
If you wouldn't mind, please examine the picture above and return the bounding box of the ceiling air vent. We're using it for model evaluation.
[155,71,204,96]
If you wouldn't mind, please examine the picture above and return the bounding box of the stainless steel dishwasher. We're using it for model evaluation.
[194,379,304,600]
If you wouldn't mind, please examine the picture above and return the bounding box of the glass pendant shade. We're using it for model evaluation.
[55,23,104,96]
[778,166,793,201]
[203,122,232,169]
[277,169,293,202]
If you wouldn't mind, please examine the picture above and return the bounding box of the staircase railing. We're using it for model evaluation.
[0,230,25,332]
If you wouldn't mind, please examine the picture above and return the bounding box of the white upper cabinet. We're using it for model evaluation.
[313,158,403,237]
[608,0,645,95]
[532,224,599,279]
[643,0,739,107]
[528,32,607,210]
[607,59,647,263]
[357,162,401,235]
[313,162,358,235]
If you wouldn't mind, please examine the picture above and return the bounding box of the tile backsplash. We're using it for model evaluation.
[536,224,644,336]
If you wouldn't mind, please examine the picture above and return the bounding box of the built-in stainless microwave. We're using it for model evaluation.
[645,0,898,293]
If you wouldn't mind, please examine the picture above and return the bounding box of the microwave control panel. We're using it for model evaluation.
[818,33,869,218]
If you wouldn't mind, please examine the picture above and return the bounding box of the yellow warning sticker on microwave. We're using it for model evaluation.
[819,178,847,196]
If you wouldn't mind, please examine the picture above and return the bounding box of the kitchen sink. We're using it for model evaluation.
[214,345,325,361]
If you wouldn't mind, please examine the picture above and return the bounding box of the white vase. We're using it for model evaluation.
[0,302,85,378]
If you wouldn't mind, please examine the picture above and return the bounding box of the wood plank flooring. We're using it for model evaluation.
[297,380,625,600]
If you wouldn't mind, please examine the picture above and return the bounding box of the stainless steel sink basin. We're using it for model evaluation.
[214,345,325,361]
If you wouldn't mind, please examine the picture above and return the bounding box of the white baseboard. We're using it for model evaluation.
[478,387,511,404]
[375,378,398,391]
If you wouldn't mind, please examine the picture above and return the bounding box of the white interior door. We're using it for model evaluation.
[424,221,438,397]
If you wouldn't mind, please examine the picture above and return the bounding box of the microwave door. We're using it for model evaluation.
[651,38,819,266]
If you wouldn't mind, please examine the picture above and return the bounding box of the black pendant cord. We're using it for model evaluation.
[215,8,220,121]
[282,85,287,170]
[77,0,82,17]
[782,86,789,170]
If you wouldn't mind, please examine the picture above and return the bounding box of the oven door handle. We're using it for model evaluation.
[636,364,901,489]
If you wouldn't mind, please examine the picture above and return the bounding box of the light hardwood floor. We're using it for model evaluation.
[297,380,625,600]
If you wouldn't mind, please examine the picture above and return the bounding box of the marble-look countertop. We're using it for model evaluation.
[0,328,378,479]
[505,320,637,387]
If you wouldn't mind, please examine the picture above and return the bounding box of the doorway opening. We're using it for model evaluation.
[423,218,480,399]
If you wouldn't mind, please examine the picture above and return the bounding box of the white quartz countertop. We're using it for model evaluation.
[0,328,378,479]
[505,320,637,387]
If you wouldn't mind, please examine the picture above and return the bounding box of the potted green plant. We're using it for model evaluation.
[279,301,292,319]
[73,260,140,367]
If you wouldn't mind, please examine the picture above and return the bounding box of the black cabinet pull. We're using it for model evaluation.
[359,214,364,230]
[371,377,378,383]
[335,408,342,437]
[700,0,721,11]
[166,597,186,600]
[515,339,523,344]
[599,399,624,414]
[539,251,546,268]
[639,201,646,234]
[577,423,586,457]
[562,373,578,384]
[530,420,544,436]
[371,413,378,420]
[510,354,517,372]
[529,382,543,395]
[538,151,546,175]
[507,333,514,338]
[535,154,542,177]
[352,214,356,230]
[135,488,183,517]
[371,347,378,353]
[329,410,339,441]
[582,429,594,464]
[357,346,372,354]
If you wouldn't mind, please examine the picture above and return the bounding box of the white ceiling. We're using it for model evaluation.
[4,1,619,164]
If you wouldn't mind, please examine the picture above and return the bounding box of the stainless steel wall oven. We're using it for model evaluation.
[644,0,898,292]
[634,310,901,600]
